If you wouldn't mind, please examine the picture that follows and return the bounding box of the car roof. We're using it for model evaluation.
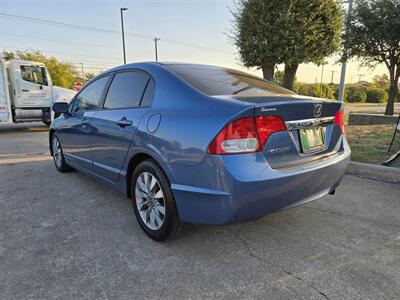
[107,61,227,72]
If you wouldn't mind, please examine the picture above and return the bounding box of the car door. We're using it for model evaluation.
[90,70,153,182]
[58,75,111,170]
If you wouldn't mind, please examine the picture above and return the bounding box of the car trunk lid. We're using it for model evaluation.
[228,94,345,169]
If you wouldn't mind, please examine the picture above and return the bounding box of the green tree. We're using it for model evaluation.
[231,0,343,90]
[366,88,388,103]
[273,70,284,85]
[85,72,96,82]
[2,50,78,89]
[372,74,390,90]
[345,0,400,115]
[347,90,367,102]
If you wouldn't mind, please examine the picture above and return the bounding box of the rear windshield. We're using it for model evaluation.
[166,64,294,96]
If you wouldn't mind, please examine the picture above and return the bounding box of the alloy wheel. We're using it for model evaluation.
[135,172,166,230]
[52,137,62,168]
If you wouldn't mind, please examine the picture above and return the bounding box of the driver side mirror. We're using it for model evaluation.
[52,102,69,114]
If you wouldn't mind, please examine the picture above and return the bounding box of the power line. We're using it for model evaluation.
[2,33,116,50]
[1,45,122,61]
[1,33,154,54]
[162,38,233,54]
[0,13,234,54]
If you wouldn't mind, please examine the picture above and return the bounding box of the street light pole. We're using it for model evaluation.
[79,63,84,82]
[153,37,161,61]
[120,7,128,64]
[320,64,325,92]
[338,0,354,102]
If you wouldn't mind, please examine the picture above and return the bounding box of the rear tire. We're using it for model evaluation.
[131,159,184,241]
[51,134,72,172]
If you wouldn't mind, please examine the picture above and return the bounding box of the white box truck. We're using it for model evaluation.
[0,57,76,125]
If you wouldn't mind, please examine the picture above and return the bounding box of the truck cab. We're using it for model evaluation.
[7,60,53,124]
[0,58,75,125]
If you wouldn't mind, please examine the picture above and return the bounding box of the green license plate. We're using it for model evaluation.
[299,127,324,153]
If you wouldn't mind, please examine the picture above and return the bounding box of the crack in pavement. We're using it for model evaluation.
[232,232,330,300]
[280,266,330,300]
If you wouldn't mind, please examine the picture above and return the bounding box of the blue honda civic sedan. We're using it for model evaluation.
[50,62,350,241]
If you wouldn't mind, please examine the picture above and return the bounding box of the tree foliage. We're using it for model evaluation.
[231,0,343,90]
[2,50,78,89]
[345,0,400,115]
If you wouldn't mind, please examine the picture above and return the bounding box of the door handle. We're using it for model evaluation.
[21,89,29,92]
[116,118,133,127]
[81,118,88,126]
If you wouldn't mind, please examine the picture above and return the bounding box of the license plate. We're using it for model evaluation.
[299,127,324,153]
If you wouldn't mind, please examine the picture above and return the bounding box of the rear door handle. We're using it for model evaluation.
[116,118,133,127]
[21,89,29,92]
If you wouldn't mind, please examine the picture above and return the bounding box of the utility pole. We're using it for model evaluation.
[120,7,128,64]
[320,64,325,92]
[79,63,85,83]
[330,70,335,84]
[153,37,161,61]
[338,0,354,102]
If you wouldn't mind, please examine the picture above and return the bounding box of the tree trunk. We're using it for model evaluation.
[385,80,398,115]
[385,66,399,116]
[261,63,275,81]
[283,64,299,91]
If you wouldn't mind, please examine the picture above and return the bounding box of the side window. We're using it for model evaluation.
[72,76,109,112]
[103,71,149,109]
[20,65,48,86]
[141,79,155,107]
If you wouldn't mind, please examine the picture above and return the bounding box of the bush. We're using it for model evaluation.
[366,88,388,103]
[296,83,335,99]
[347,90,367,103]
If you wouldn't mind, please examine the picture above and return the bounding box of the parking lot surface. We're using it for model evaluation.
[0,124,399,299]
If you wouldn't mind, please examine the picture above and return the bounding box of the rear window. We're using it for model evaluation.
[166,64,294,96]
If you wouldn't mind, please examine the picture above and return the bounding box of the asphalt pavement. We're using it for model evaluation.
[0,123,399,299]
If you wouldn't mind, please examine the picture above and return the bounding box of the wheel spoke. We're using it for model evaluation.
[135,187,147,199]
[145,173,152,191]
[153,208,163,225]
[154,188,163,199]
[150,209,157,227]
[138,175,147,193]
[149,175,157,191]
[139,209,147,222]
[154,204,165,216]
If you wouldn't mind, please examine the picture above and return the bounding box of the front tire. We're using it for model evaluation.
[51,134,72,172]
[131,160,184,241]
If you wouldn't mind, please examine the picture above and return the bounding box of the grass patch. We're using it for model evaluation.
[345,123,399,164]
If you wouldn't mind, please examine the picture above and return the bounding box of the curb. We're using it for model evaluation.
[346,161,400,184]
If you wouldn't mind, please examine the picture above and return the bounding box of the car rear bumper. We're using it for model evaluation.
[172,139,350,225]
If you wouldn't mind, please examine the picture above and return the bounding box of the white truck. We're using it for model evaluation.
[0,57,76,126]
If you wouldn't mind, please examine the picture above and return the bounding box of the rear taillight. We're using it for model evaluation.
[333,109,345,135]
[255,116,287,147]
[207,115,286,154]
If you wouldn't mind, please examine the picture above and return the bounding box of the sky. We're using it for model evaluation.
[0,0,388,83]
